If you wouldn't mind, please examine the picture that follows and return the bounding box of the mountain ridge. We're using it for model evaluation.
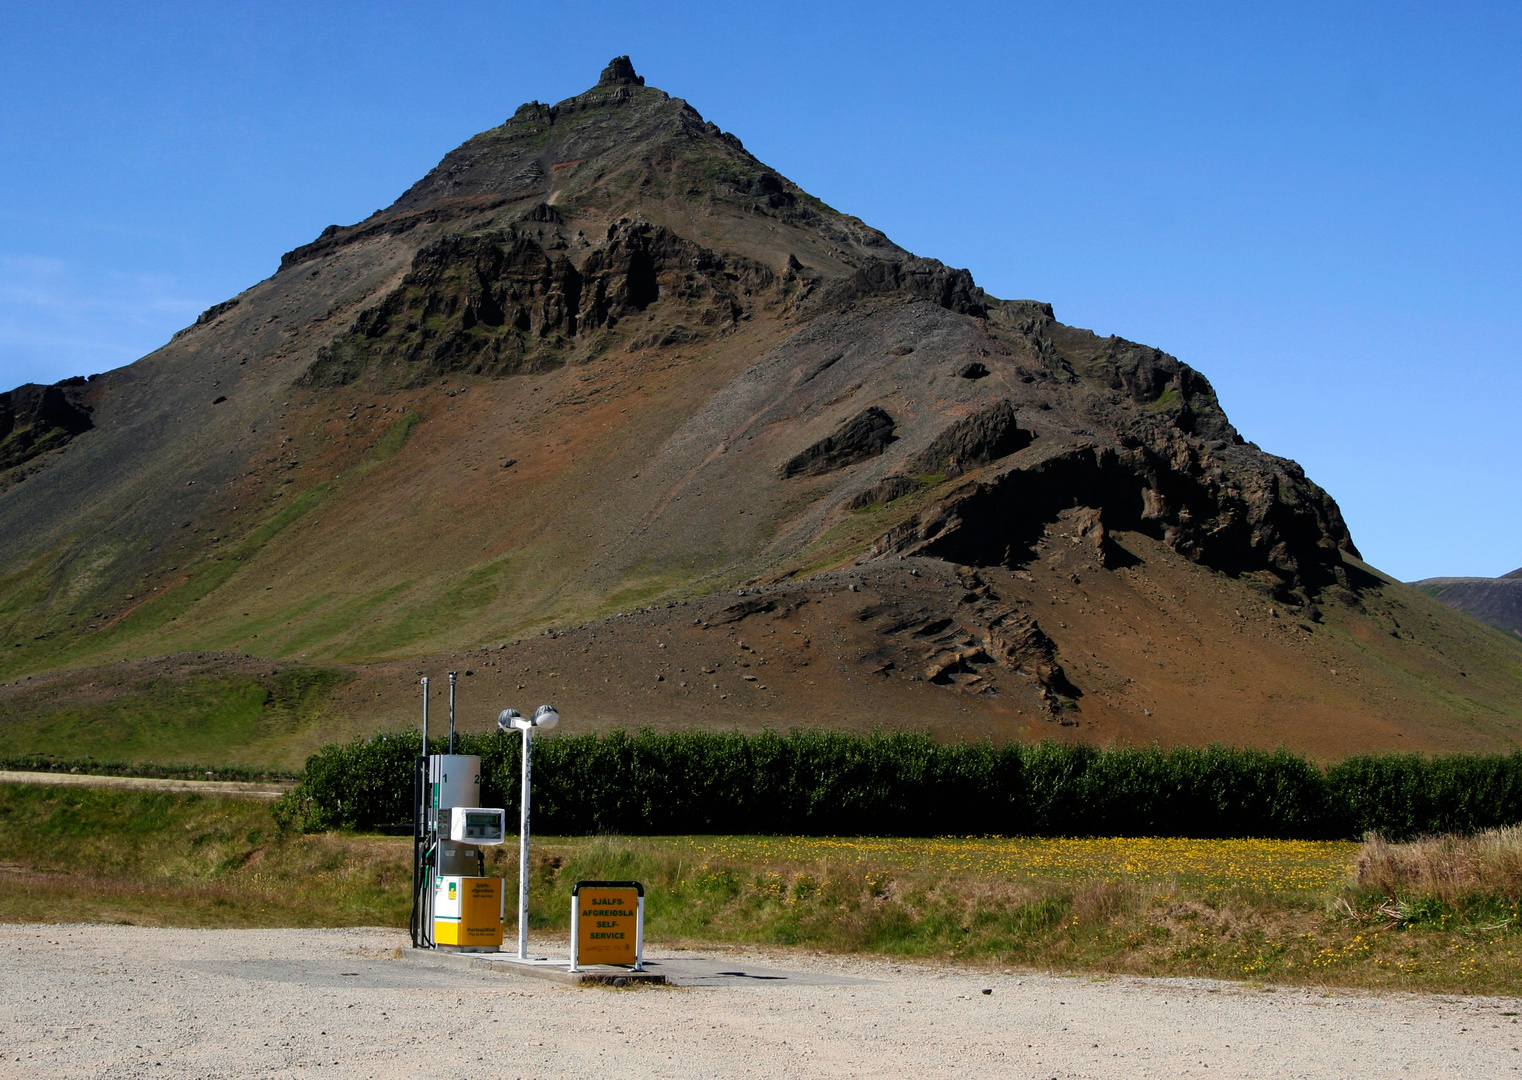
[1412,570,1522,641]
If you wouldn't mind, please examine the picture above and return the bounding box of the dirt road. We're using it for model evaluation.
[1,925,1517,1078]
[0,771,291,799]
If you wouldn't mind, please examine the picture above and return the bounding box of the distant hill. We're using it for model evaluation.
[2,57,1521,766]
[1412,569,1522,640]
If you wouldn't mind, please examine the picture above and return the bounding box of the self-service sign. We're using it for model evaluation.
[571,879,644,969]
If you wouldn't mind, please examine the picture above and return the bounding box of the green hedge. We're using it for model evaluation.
[278,731,1522,841]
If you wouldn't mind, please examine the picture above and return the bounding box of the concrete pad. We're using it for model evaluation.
[402,948,667,985]
[400,947,878,988]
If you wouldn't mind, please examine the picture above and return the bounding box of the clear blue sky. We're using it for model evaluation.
[1,1,1517,581]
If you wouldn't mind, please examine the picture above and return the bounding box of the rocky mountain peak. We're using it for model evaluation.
[277,58,917,296]
[597,55,644,87]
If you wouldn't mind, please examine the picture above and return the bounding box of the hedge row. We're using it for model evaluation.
[277,731,1522,841]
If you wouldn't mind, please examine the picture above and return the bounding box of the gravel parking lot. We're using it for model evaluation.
[1,924,1518,1079]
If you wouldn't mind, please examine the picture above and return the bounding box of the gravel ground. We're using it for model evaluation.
[1,924,1519,1079]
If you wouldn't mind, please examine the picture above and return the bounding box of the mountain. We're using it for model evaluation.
[1412,569,1522,640]
[3,58,1520,766]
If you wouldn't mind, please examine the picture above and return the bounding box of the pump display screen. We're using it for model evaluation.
[448,806,506,845]
[464,812,502,840]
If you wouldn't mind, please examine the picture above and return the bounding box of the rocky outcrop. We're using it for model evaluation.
[195,298,240,326]
[277,194,514,273]
[301,219,775,388]
[597,56,645,87]
[784,406,897,478]
[1053,331,1238,444]
[0,379,94,471]
[852,569,1080,715]
[850,474,923,510]
[911,399,1031,478]
[866,438,1358,596]
[848,401,1032,510]
[981,607,1081,705]
[833,257,987,317]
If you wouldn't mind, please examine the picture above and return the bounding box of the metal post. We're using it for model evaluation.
[517,720,532,959]
[635,894,645,971]
[447,671,457,754]
[568,889,580,973]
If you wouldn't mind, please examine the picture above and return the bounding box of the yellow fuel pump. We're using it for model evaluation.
[415,754,508,950]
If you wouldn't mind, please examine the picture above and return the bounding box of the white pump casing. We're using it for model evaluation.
[429,754,480,812]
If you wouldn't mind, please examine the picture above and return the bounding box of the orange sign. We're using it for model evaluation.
[576,885,639,965]
[434,876,503,947]
[458,878,503,946]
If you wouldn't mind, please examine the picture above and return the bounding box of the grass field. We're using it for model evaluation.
[664,836,1357,892]
[1,783,1518,995]
[0,666,349,768]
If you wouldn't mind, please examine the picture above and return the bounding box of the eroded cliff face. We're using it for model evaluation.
[3,57,1506,753]
[301,217,777,388]
[844,299,1356,596]
[865,431,1357,594]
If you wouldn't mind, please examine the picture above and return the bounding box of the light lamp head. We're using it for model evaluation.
[532,704,559,730]
[497,708,523,733]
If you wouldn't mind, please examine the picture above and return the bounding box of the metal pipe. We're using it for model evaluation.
[417,675,431,949]
[448,671,458,754]
[517,720,532,959]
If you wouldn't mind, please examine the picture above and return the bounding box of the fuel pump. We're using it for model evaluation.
[410,677,509,951]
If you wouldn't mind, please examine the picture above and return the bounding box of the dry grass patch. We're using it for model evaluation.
[1354,826,1522,904]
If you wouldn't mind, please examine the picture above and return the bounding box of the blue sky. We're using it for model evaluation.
[1,1,1517,581]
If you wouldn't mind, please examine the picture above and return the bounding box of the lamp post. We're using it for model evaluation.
[498,703,559,960]
[447,671,458,753]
